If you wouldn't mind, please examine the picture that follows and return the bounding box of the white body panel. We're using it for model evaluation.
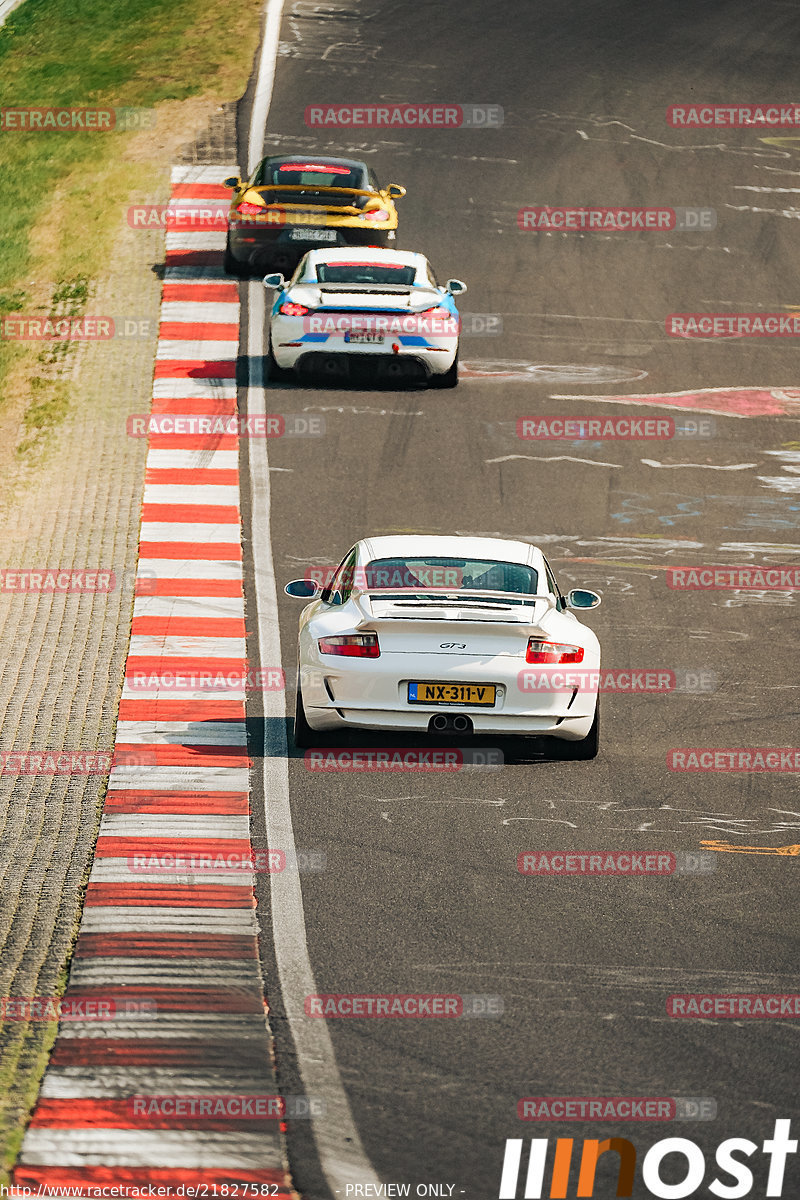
[267,248,460,377]
[293,535,601,741]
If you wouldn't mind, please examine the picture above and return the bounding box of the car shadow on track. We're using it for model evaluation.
[245,715,576,767]
[237,352,432,392]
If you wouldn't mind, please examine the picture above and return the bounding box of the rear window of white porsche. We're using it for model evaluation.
[362,558,539,596]
[314,262,418,286]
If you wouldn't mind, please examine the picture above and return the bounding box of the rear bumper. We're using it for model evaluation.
[272,342,458,379]
[282,350,438,381]
[305,706,595,740]
[299,655,598,740]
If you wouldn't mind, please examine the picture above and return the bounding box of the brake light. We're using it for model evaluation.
[363,209,390,221]
[525,640,584,664]
[279,163,348,173]
[279,302,310,316]
[235,201,265,215]
[422,306,454,318]
[318,633,380,658]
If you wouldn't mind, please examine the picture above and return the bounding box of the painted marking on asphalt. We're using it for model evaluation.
[486,453,623,468]
[640,459,757,470]
[552,387,800,418]
[701,841,800,855]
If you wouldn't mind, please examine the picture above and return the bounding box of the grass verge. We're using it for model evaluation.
[0,0,261,465]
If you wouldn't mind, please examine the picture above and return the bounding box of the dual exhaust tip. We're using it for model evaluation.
[430,713,472,734]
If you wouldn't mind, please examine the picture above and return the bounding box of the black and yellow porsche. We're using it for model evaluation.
[223,155,406,277]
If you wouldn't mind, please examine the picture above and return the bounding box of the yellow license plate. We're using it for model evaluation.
[408,681,496,707]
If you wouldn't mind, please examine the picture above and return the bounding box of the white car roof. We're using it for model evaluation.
[359,535,544,571]
[303,248,428,269]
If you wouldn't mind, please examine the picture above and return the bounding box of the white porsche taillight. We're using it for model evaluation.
[525,640,584,664]
[318,633,380,658]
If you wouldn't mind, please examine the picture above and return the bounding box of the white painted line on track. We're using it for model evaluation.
[0,0,26,26]
[248,0,289,176]
[243,0,382,1180]
[247,280,384,1191]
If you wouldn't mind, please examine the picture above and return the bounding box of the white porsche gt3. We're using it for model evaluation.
[263,248,466,387]
[285,535,603,759]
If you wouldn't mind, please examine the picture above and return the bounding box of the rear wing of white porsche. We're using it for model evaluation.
[353,588,556,628]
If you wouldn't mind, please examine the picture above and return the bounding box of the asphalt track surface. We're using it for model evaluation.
[237,1,800,1195]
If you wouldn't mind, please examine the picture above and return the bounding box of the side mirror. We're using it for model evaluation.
[387,184,406,198]
[263,272,286,289]
[446,278,467,295]
[567,588,602,610]
[223,176,241,189]
[284,579,321,599]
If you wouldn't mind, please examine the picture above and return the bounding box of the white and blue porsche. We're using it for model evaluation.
[285,535,603,758]
[263,248,466,387]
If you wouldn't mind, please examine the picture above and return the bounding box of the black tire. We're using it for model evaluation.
[223,235,249,278]
[293,671,313,749]
[429,352,459,389]
[556,699,600,761]
[266,336,290,384]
